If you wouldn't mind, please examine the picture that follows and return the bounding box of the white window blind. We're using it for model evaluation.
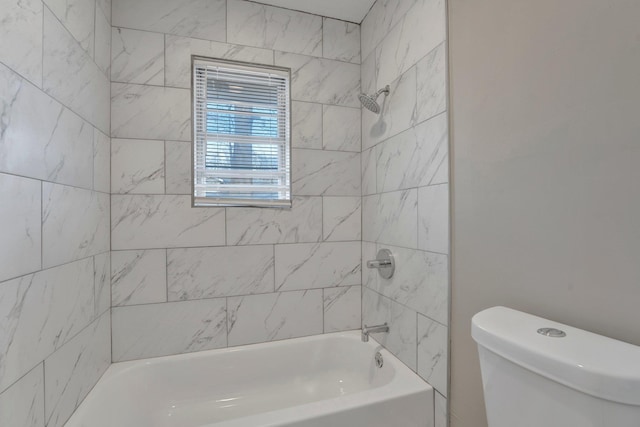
[193,57,291,207]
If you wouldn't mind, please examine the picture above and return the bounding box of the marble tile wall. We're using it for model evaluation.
[0,0,111,425]
[360,0,449,425]
[110,0,363,362]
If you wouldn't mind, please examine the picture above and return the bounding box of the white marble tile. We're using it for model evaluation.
[418,184,450,255]
[228,290,323,346]
[431,154,449,185]
[292,101,323,149]
[418,315,448,396]
[93,129,110,193]
[361,0,418,60]
[0,0,43,87]
[362,189,418,249]
[44,313,110,427]
[0,63,94,188]
[360,50,377,97]
[324,286,361,333]
[275,242,360,291]
[168,246,274,300]
[111,195,226,250]
[42,183,110,268]
[416,43,447,124]
[94,9,111,75]
[361,147,377,196]
[435,392,447,427]
[275,52,360,107]
[376,112,448,192]
[226,196,322,245]
[0,258,95,392]
[0,365,44,427]
[96,0,110,23]
[164,35,274,89]
[111,83,191,141]
[323,197,361,242]
[370,246,448,325]
[363,66,417,151]
[361,241,378,291]
[362,287,417,370]
[111,250,167,306]
[111,139,165,194]
[0,174,41,283]
[93,251,111,316]
[323,18,360,64]
[292,149,360,196]
[375,0,446,87]
[111,28,164,85]
[323,105,361,152]
[44,0,95,56]
[112,0,226,41]
[165,141,191,194]
[43,9,110,134]
[228,0,322,56]
[112,299,227,361]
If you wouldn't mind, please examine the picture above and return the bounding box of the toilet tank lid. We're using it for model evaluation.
[472,306,640,406]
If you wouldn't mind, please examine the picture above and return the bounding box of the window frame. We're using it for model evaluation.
[191,55,292,209]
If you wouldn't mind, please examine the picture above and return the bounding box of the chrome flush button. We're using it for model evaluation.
[537,327,566,338]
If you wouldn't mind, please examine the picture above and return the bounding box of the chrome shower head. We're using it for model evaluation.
[358,85,390,114]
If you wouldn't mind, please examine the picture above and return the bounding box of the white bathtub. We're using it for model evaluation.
[64,331,433,427]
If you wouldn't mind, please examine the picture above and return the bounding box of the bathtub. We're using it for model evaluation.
[64,331,433,427]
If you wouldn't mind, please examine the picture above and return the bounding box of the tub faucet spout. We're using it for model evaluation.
[361,323,389,342]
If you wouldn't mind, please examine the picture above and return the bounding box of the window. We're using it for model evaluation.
[192,57,291,207]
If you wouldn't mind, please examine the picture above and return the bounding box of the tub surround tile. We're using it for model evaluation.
[164,35,274,89]
[417,315,448,397]
[418,184,450,255]
[292,101,323,149]
[360,50,377,98]
[324,286,362,333]
[111,139,165,194]
[43,9,110,134]
[43,0,95,57]
[0,174,42,283]
[430,154,449,185]
[292,149,360,196]
[111,83,191,141]
[368,246,448,325]
[323,197,361,242]
[361,0,417,60]
[323,106,361,152]
[0,63,94,189]
[94,252,111,316]
[275,52,360,108]
[362,189,418,249]
[0,258,95,392]
[96,0,110,23]
[111,250,167,307]
[275,242,361,291]
[435,392,447,427]
[323,18,360,64]
[165,141,192,195]
[228,290,323,346]
[362,288,417,370]
[227,0,322,57]
[112,299,227,362]
[111,195,225,250]
[0,0,43,87]
[226,197,322,245]
[111,28,164,85]
[42,183,110,268]
[0,365,44,427]
[168,246,274,300]
[94,7,111,76]
[112,0,226,42]
[93,129,110,193]
[361,148,377,196]
[44,313,110,427]
[376,113,448,192]
[362,242,378,291]
[416,43,447,124]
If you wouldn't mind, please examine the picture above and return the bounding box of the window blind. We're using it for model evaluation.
[193,58,291,207]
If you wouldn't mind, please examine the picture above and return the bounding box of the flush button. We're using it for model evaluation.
[537,327,566,337]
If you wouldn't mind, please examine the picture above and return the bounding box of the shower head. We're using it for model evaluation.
[358,85,390,114]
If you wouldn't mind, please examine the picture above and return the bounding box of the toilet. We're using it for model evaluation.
[472,306,640,427]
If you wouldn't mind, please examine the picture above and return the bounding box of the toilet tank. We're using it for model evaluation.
[472,307,640,427]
